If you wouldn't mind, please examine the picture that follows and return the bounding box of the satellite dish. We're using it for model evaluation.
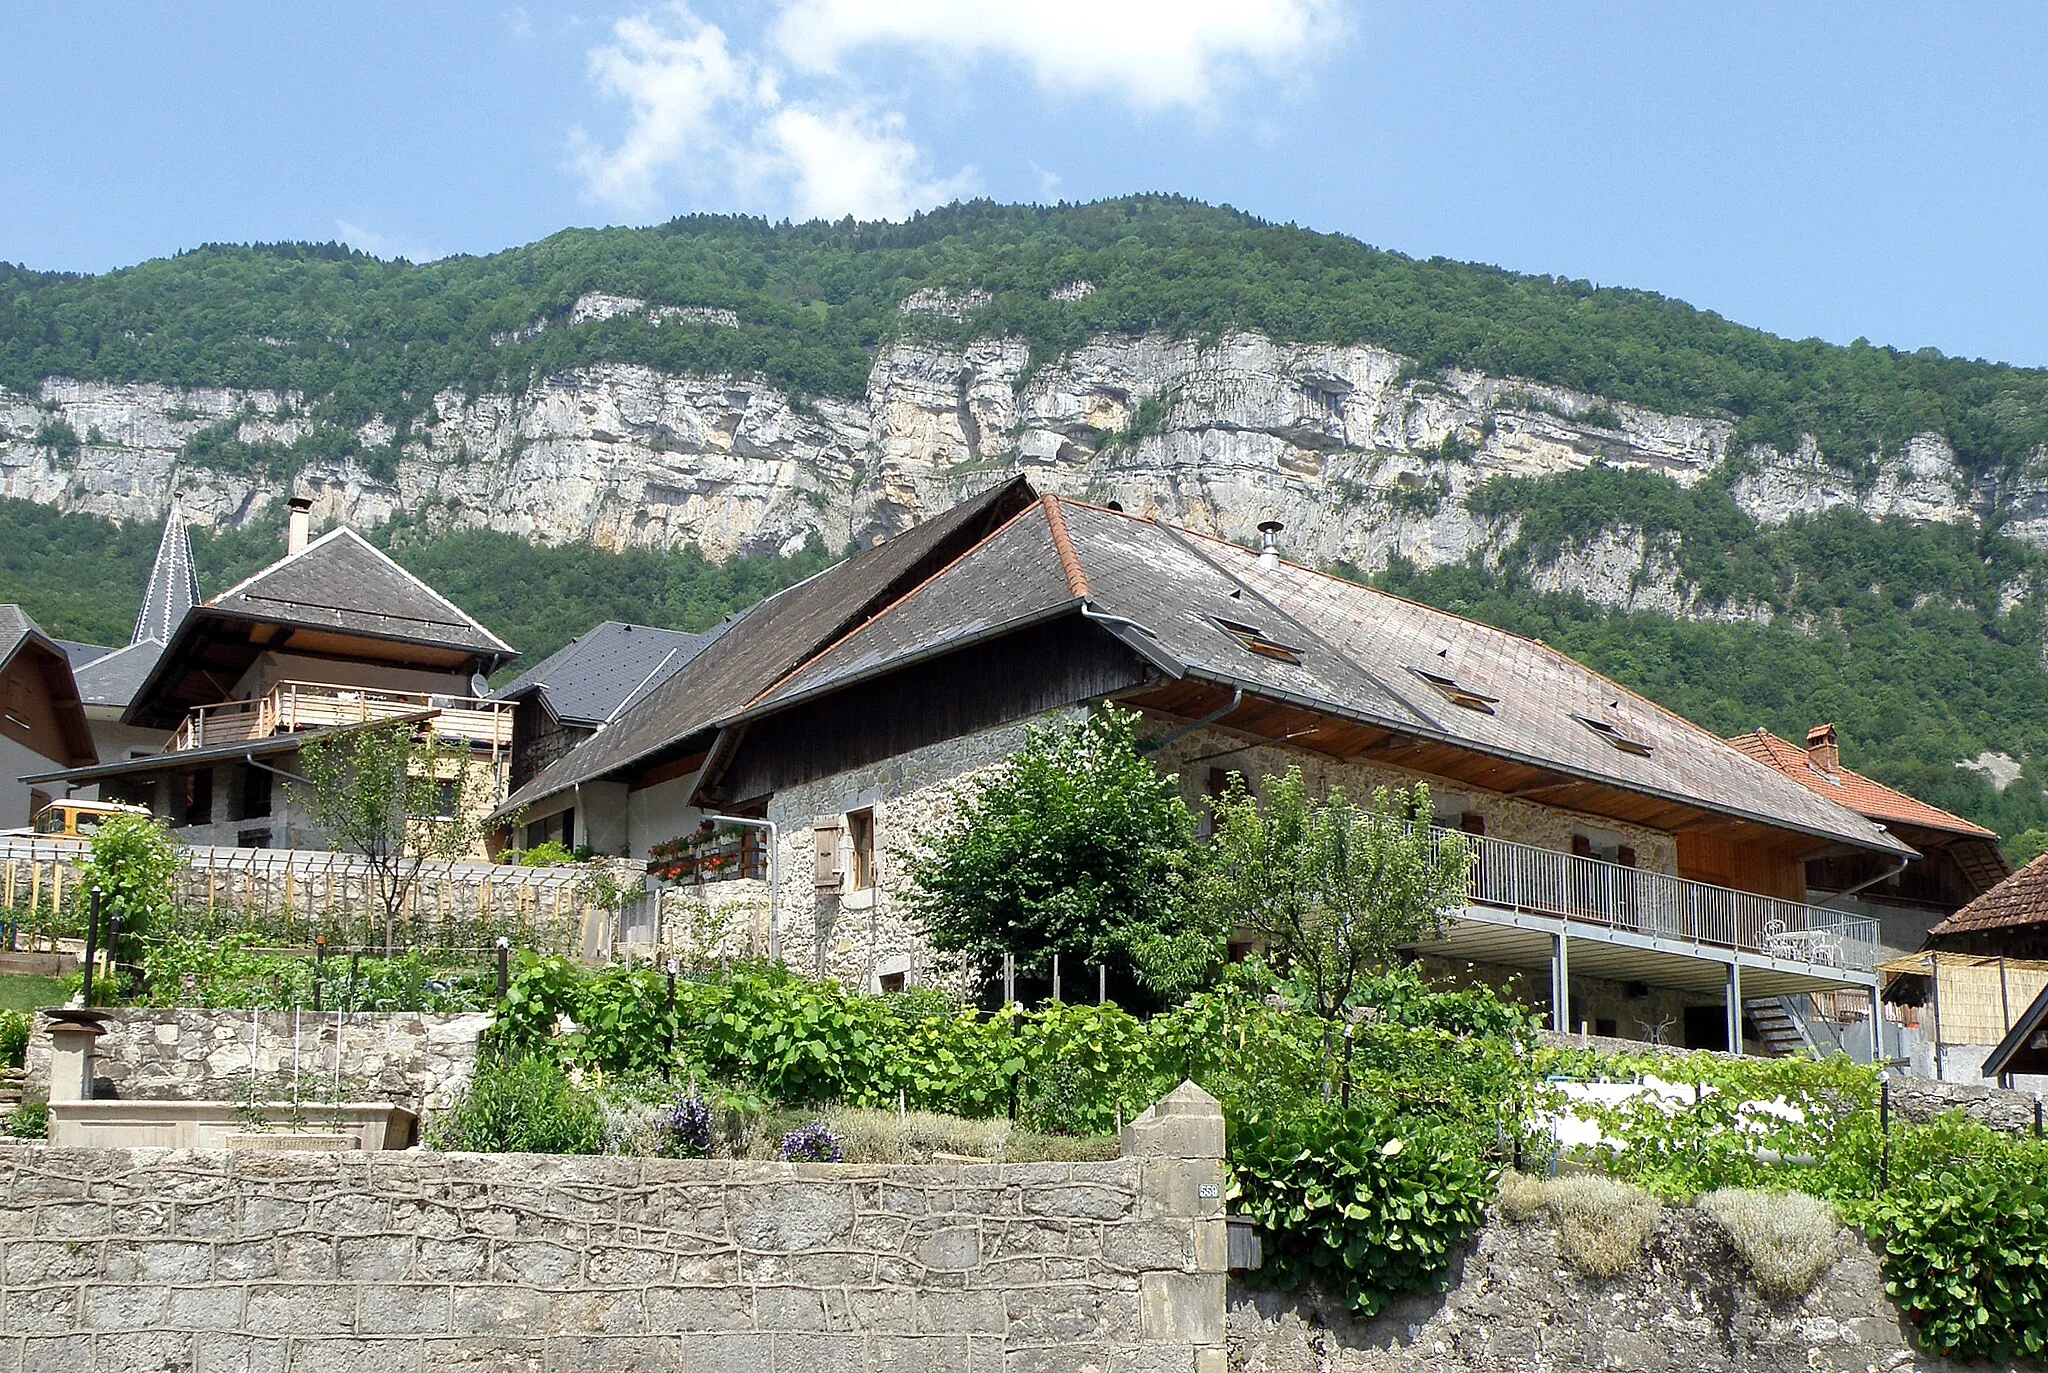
[470,673,490,699]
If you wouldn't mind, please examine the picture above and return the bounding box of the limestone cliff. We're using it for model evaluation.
[0,330,2031,618]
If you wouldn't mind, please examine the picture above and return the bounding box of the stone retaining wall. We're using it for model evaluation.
[0,1083,1227,1372]
[24,1009,491,1113]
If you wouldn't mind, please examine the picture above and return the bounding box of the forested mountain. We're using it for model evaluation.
[5,196,2048,856]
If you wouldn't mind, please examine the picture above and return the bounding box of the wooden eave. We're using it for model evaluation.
[1119,679,1859,860]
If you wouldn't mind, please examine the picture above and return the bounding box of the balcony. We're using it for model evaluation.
[165,680,514,755]
[1444,827,1880,973]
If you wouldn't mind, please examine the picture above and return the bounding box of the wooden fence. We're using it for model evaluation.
[0,839,656,961]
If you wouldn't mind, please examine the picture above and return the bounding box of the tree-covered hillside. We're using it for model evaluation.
[6,196,2048,476]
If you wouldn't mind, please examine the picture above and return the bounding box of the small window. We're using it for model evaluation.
[1573,714,1653,757]
[434,780,460,819]
[878,970,907,994]
[1408,666,1499,714]
[237,827,272,849]
[242,765,273,820]
[1212,617,1304,666]
[847,808,876,892]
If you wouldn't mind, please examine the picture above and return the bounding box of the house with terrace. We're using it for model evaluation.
[499,476,1910,1056]
[22,499,518,850]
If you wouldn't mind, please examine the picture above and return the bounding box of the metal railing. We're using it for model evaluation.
[166,680,513,754]
[1449,827,1880,971]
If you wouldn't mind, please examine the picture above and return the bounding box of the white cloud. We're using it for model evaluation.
[568,3,973,221]
[770,0,1338,110]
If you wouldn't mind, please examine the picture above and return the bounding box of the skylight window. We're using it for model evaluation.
[1574,714,1653,757]
[1212,617,1304,665]
[1407,666,1499,714]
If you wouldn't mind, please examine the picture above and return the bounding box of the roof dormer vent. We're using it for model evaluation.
[1257,520,1283,570]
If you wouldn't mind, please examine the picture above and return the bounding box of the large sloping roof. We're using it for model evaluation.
[73,639,166,710]
[497,476,1040,814]
[133,504,200,647]
[1930,853,2048,939]
[203,528,512,658]
[0,606,96,769]
[1726,728,1999,841]
[498,621,715,727]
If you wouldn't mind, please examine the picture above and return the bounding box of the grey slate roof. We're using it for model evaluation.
[133,504,199,647]
[497,476,1039,815]
[73,639,167,709]
[497,621,714,727]
[0,606,40,672]
[203,528,513,658]
[57,641,111,669]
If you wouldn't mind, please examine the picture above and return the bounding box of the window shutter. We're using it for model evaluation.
[1570,834,1594,859]
[813,817,843,889]
[1616,845,1637,869]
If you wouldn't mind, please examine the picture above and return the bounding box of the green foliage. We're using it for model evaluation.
[513,842,577,867]
[6,1100,48,1139]
[8,198,2048,479]
[1869,1123,2048,1362]
[1197,773,1471,1019]
[131,932,487,1011]
[903,708,1203,990]
[84,814,180,971]
[1229,1100,1495,1316]
[0,1010,29,1070]
[32,418,80,461]
[426,1055,608,1155]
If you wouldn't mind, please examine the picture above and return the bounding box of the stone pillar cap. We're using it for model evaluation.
[43,1009,111,1035]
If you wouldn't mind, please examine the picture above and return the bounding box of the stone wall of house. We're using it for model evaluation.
[1228,1208,2019,1373]
[23,1009,491,1113]
[0,1083,1228,1373]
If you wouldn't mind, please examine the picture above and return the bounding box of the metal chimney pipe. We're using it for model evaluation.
[287,496,313,554]
[1257,520,1284,571]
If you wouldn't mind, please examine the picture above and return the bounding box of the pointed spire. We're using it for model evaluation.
[133,496,199,646]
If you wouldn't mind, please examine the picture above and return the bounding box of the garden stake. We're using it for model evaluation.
[82,886,102,1007]
[313,938,325,1013]
[496,937,511,998]
[1340,1023,1356,1109]
[1879,1077,1891,1187]
[2036,1097,2043,1139]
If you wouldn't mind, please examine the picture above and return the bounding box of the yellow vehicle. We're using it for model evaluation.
[25,799,155,841]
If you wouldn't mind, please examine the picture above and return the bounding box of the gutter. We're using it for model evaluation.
[1814,851,1914,909]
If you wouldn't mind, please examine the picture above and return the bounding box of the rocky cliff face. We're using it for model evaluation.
[0,330,2030,615]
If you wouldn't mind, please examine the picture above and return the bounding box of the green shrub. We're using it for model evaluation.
[0,1010,29,1070]
[426,1056,607,1155]
[1229,1100,1495,1316]
[6,1100,47,1139]
[1698,1188,1841,1298]
[512,842,577,867]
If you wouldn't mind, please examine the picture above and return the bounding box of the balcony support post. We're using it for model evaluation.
[1868,983,1884,1066]
[1725,962,1744,1055]
[1550,929,1570,1034]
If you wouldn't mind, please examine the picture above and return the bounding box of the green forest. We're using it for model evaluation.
[6,196,2048,474]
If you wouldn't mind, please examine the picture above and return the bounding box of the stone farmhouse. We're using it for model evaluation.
[500,476,1918,1056]
[23,498,518,849]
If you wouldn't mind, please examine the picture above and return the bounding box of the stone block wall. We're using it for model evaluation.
[24,1009,490,1113]
[0,1084,1227,1372]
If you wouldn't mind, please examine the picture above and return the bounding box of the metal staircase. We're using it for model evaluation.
[1743,995,1846,1058]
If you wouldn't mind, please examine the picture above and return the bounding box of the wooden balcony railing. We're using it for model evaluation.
[1447,826,1881,972]
[165,680,513,754]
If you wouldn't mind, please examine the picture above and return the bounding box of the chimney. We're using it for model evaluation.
[1257,520,1284,571]
[287,497,312,555]
[1806,723,1840,774]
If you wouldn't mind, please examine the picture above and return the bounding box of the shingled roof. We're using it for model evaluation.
[1726,728,1998,840]
[498,621,716,727]
[497,476,1040,814]
[1929,853,2048,940]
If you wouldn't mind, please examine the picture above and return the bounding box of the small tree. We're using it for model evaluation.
[295,721,501,953]
[85,813,180,977]
[1196,770,1471,1020]
[902,707,1201,991]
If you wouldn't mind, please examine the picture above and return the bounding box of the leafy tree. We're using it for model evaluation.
[1196,771,1471,1020]
[294,721,503,953]
[84,813,180,978]
[902,707,1201,990]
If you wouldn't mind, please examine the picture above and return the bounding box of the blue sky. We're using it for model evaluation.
[6,2,2048,367]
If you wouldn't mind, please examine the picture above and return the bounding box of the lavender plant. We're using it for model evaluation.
[658,1091,714,1158]
[779,1121,843,1163]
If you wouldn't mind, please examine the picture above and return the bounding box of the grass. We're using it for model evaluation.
[0,977,67,1013]
[1498,1173,1663,1278]
[1697,1188,1842,1298]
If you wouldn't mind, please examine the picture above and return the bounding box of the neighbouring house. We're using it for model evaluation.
[61,498,206,769]
[0,606,96,830]
[1726,725,2008,958]
[497,619,719,846]
[23,498,518,850]
[499,476,1914,1057]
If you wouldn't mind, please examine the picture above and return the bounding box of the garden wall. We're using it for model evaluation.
[23,1009,491,1112]
[1228,1208,2037,1373]
[0,1083,1227,1372]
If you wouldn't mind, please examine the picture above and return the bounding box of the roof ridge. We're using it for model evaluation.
[1041,494,1091,598]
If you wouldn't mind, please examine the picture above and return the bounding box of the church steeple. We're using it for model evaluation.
[133,497,199,646]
